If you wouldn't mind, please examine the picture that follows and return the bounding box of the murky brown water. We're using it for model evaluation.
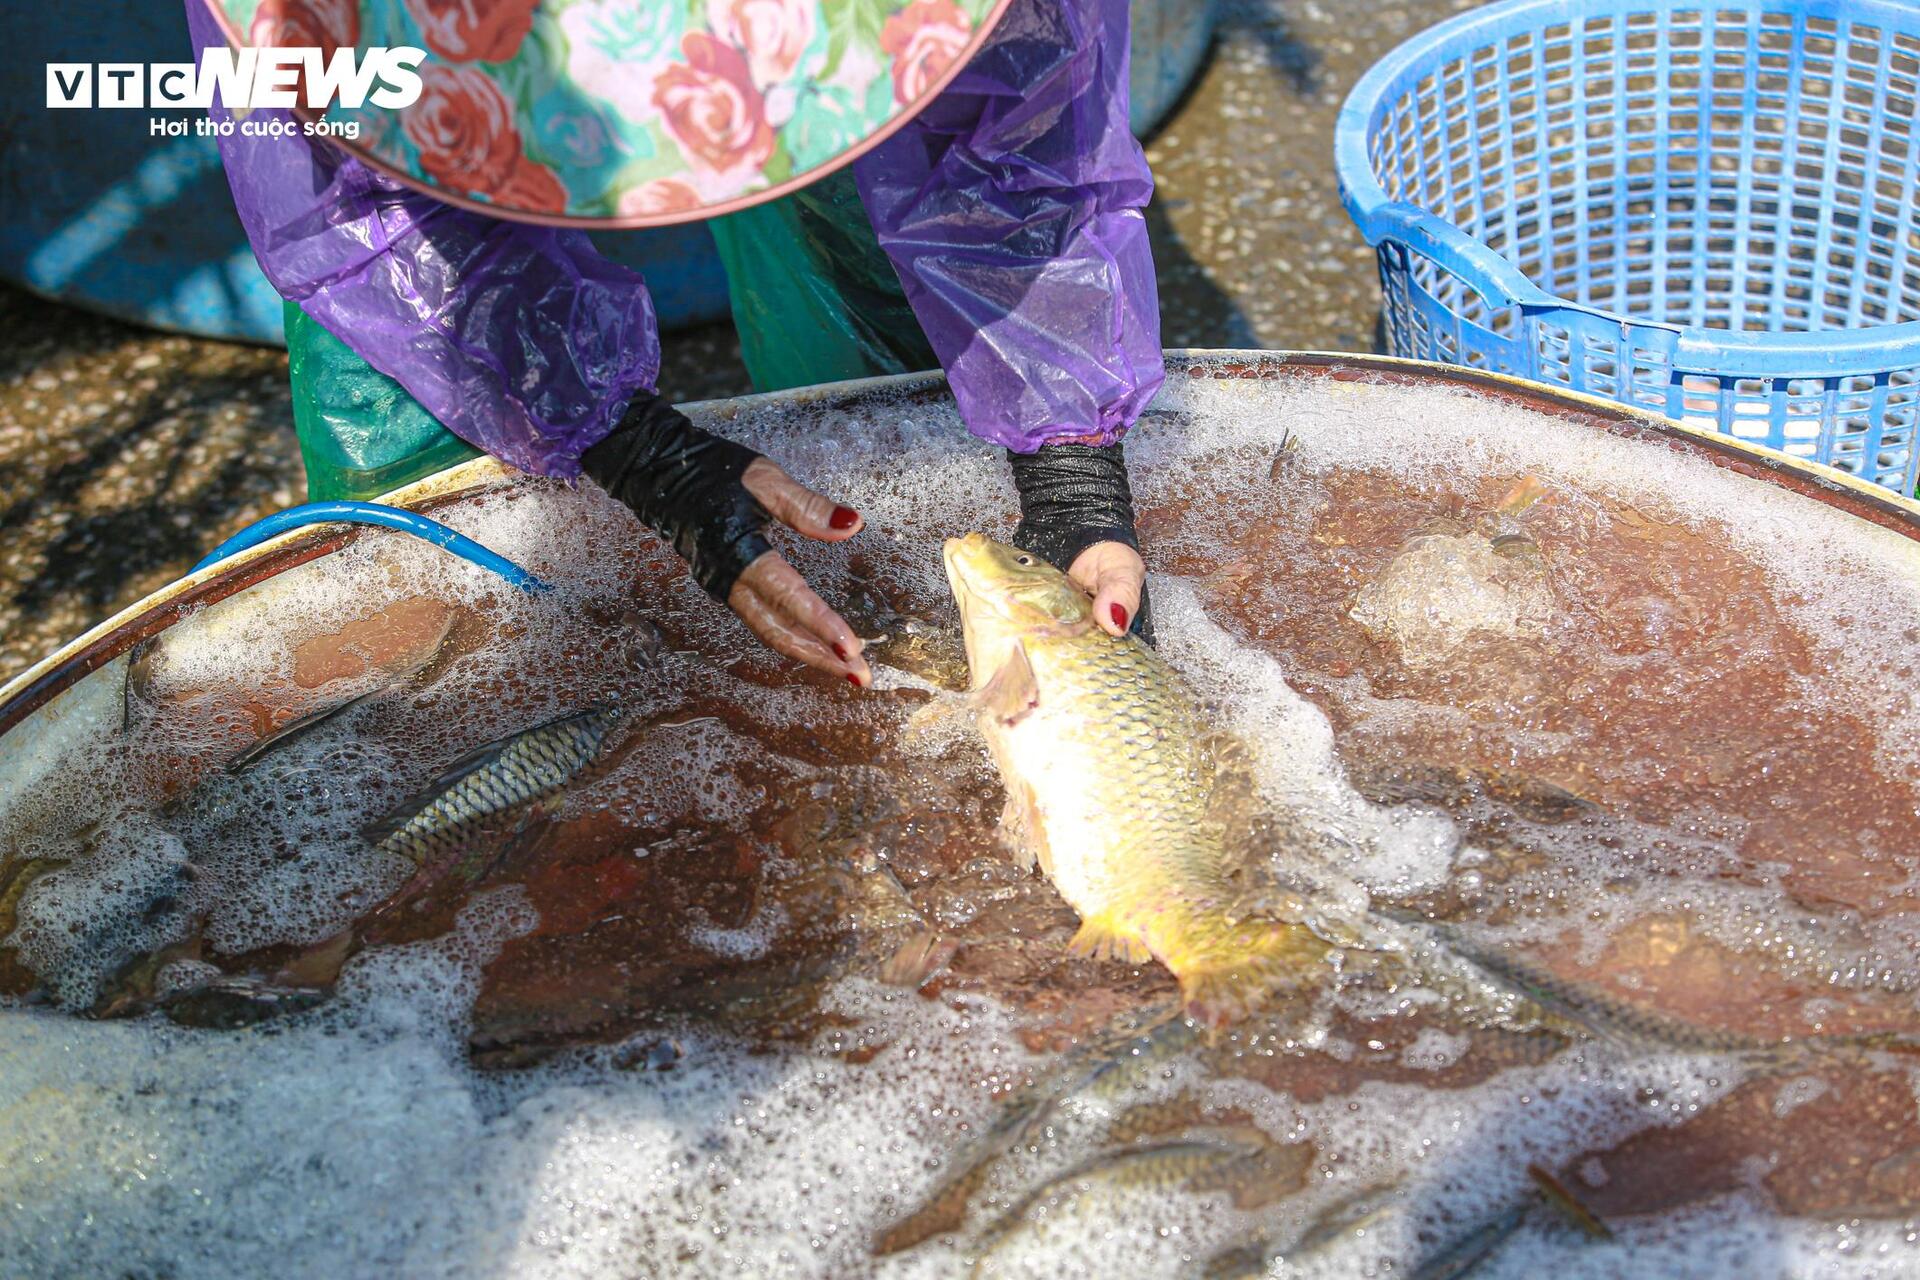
[1162,454,1920,1040]
[2,369,1917,1276]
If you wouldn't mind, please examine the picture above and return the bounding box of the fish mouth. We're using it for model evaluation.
[943,535,1000,683]
[941,534,992,600]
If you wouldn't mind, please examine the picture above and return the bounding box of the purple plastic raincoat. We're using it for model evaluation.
[189,0,1162,478]
[856,0,1163,450]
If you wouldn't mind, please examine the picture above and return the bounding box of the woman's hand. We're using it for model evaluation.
[729,459,871,686]
[1066,539,1146,638]
[581,394,871,687]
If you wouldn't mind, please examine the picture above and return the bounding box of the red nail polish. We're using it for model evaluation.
[1111,603,1129,631]
[846,673,862,687]
[829,506,860,530]
[833,642,849,661]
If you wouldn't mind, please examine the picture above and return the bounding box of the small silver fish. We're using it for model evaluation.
[160,976,329,1030]
[1195,1179,1405,1279]
[1410,1167,1612,1280]
[874,1004,1197,1257]
[1411,1199,1534,1280]
[1417,918,1917,1061]
[223,684,390,774]
[366,705,622,869]
[971,1136,1269,1274]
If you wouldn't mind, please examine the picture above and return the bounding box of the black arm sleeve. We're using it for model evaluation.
[580,392,772,601]
[1008,441,1154,643]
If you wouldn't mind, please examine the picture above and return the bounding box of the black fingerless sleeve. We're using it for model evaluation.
[1007,441,1140,573]
[1008,441,1153,644]
[580,392,771,600]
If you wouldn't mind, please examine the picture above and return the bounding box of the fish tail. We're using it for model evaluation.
[1173,917,1329,1029]
[1067,913,1154,964]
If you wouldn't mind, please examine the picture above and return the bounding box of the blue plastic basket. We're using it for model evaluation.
[1336,0,1920,494]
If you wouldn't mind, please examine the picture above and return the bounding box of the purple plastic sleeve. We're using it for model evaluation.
[185,0,660,479]
[854,0,1165,453]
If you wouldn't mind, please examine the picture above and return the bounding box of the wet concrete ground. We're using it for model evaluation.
[0,0,1477,687]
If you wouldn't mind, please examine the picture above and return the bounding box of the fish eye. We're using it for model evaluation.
[1015,555,1033,565]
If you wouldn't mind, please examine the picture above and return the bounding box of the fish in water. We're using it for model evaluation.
[875,1003,1198,1257]
[367,705,623,874]
[221,683,390,774]
[159,976,329,1030]
[942,537,1807,1042]
[1407,915,1920,1064]
[1195,1178,1406,1279]
[15,832,201,1010]
[970,1133,1284,1275]
[942,533,1366,1027]
[1409,1163,1613,1280]
[20,685,380,1012]
[1410,1198,1534,1280]
[0,856,68,939]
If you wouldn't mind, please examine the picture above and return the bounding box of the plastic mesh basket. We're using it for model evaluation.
[1335,0,1920,494]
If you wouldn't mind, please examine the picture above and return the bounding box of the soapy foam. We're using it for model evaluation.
[1134,370,1920,1037]
[2,364,1918,1276]
[1154,574,1463,898]
[1144,372,1920,779]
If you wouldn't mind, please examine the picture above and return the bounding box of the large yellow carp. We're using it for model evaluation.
[941,533,1351,1026]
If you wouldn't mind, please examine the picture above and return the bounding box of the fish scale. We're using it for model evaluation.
[943,534,1345,1026]
[374,706,620,866]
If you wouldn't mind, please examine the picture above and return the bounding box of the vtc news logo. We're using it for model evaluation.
[46,46,425,110]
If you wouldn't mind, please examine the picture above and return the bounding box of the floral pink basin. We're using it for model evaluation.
[208,0,1012,224]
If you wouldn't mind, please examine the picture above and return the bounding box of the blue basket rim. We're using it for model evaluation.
[1333,0,1920,372]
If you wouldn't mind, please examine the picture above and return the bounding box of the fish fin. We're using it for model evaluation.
[972,640,1039,727]
[901,696,970,750]
[1195,722,1346,889]
[1067,914,1154,965]
[878,929,955,989]
[228,684,387,774]
[1175,918,1333,1028]
[1496,473,1550,516]
[996,778,1052,876]
[273,926,357,988]
[1194,723,1384,912]
[1195,725,1267,854]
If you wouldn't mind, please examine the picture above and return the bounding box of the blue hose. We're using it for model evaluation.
[191,501,552,593]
